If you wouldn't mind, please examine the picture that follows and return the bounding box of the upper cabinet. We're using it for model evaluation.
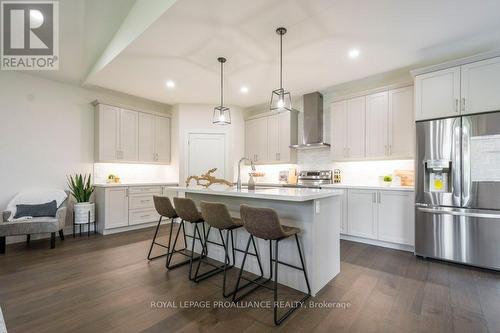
[95,103,171,164]
[414,55,500,120]
[245,111,297,165]
[331,86,414,161]
[461,57,500,115]
[415,66,461,121]
[365,92,388,158]
[388,86,415,158]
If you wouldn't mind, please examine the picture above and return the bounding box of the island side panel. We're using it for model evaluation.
[186,193,324,296]
[312,196,341,295]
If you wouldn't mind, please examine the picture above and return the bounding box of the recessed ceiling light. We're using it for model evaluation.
[165,80,175,88]
[348,49,360,59]
[240,86,249,93]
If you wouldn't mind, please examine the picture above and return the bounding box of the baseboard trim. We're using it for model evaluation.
[340,234,414,252]
[101,220,172,236]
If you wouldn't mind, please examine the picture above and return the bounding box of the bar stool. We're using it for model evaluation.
[147,196,179,260]
[233,204,311,326]
[195,201,263,297]
[169,197,207,280]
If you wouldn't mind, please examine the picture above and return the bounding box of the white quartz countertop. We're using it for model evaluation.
[167,186,344,202]
[321,184,414,191]
[93,182,178,188]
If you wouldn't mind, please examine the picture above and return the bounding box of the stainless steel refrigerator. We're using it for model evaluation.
[415,112,500,270]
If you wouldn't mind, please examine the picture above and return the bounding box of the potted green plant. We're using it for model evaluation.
[67,173,95,225]
[383,175,393,186]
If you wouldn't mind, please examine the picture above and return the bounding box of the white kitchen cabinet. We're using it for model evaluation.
[138,113,156,162]
[377,190,414,245]
[344,188,414,247]
[267,114,279,163]
[461,57,500,115]
[96,104,120,161]
[120,109,139,161]
[278,111,292,162]
[104,188,129,229]
[346,96,366,159]
[96,184,175,235]
[95,102,171,164]
[414,66,461,121]
[365,92,389,158]
[388,86,414,158]
[330,100,348,161]
[246,117,268,163]
[339,189,348,234]
[155,116,171,163]
[347,189,377,239]
[245,111,297,164]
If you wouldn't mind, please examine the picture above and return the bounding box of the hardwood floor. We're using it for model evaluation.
[1,224,499,333]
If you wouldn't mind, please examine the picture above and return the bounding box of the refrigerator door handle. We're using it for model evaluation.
[451,117,462,206]
[462,117,471,207]
[417,207,500,219]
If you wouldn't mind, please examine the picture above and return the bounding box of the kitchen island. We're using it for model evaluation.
[167,186,343,296]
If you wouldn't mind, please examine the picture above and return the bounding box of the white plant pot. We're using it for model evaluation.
[74,202,95,224]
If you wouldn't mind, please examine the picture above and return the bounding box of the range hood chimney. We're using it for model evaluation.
[290,92,331,149]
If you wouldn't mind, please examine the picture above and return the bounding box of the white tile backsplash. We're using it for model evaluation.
[93,163,178,184]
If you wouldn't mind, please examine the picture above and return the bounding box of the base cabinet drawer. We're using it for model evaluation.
[129,209,159,225]
[129,186,161,195]
[129,194,155,210]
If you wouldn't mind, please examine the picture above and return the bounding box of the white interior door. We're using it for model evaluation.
[188,133,227,183]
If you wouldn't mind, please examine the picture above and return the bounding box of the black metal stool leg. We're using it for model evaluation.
[192,226,233,284]
[232,235,252,302]
[147,216,172,260]
[165,220,201,270]
[273,235,311,325]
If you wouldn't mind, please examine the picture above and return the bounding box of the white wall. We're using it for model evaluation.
[172,104,246,184]
[0,72,173,210]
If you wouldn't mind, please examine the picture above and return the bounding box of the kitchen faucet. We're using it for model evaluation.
[237,157,256,190]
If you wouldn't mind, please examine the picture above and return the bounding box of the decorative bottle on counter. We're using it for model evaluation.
[248,175,256,190]
[334,169,341,183]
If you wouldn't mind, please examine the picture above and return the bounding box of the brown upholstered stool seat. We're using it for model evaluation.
[174,197,204,223]
[280,225,300,238]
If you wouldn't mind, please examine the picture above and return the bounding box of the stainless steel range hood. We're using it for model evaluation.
[290,92,331,149]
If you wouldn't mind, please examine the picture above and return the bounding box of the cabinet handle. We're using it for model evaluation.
[372,193,376,203]
[455,99,459,113]
[378,192,381,203]
[276,152,280,160]
[384,145,388,156]
[388,145,391,156]
[461,98,466,113]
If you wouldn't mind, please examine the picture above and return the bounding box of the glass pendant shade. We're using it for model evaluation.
[270,27,292,112]
[213,105,231,125]
[213,57,231,125]
[270,88,292,112]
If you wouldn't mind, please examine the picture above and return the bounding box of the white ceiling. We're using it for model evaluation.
[83,0,500,106]
[28,0,135,85]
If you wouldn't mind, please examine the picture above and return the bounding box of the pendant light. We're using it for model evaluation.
[270,27,292,112]
[213,57,231,125]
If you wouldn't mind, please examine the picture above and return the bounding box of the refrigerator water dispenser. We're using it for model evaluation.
[425,160,450,193]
